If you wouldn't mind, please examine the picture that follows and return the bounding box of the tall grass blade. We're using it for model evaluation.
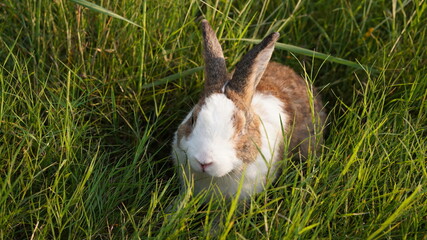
[367,185,423,240]
[225,38,374,71]
[341,119,387,176]
[220,172,245,240]
[69,0,142,28]
[142,66,203,89]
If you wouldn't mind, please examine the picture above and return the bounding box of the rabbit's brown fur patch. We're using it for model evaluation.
[232,110,262,164]
[256,62,326,157]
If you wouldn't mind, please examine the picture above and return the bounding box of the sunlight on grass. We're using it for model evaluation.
[1,0,426,239]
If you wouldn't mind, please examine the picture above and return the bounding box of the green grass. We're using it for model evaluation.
[1,0,426,239]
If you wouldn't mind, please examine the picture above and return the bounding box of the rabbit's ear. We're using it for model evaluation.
[226,32,279,106]
[201,20,228,95]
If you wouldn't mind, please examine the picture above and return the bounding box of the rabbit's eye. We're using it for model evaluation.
[188,107,200,128]
[190,114,196,127]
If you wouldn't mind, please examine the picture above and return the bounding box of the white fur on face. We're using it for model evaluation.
[177,93,241,177]
[172,92,289,199]
[172,92,288,199]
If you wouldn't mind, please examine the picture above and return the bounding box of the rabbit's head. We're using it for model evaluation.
[173,20,279,177]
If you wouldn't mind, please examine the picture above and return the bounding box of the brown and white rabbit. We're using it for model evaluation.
[172,20,326,200]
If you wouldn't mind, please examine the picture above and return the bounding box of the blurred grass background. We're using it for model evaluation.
[0,0,426,239]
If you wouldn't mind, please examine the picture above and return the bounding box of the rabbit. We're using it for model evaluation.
[172,19,326,200]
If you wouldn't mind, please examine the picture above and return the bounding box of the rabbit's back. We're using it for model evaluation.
[256,62,326,157]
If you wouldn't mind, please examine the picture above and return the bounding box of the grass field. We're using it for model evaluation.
[1,0,426,239]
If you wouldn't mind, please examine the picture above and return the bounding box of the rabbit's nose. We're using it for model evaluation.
[200,162,213,172]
